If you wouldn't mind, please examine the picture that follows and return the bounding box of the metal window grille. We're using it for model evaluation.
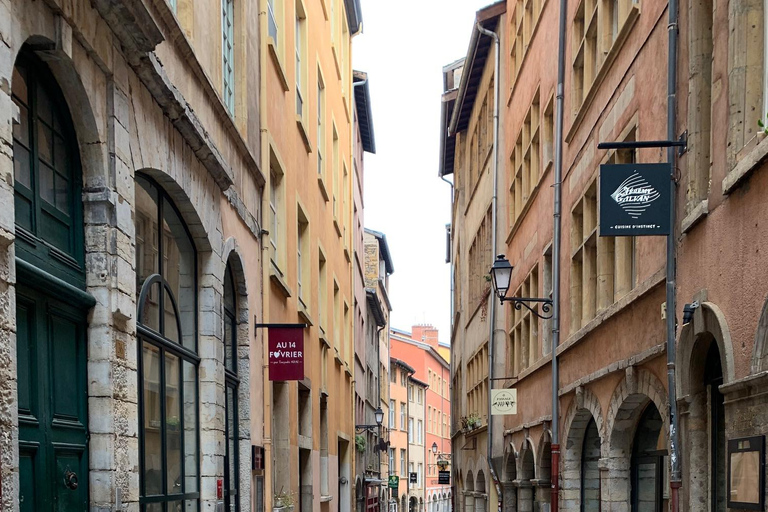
[222,0,235,114]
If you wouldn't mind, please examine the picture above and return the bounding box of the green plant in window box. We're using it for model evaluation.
[758,115,768,138]
[274,488,295,512]
[355,434,367,453]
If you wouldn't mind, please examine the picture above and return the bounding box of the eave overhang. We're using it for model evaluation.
[354,71,376,154]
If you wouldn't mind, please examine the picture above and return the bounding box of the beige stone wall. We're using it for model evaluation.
[0,0,263,510]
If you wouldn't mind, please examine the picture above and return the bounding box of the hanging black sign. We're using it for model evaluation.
[438,471,450,484]
[599,163,671,236]
[409,472,417,484]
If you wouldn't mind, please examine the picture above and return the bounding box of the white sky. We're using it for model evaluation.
[353,0,492,344]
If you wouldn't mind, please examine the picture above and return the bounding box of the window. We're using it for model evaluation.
[509,0,544,89]
[295,1,307,118]
[509,265,539,374]
[168,0,177,12]
[297,206,309,309]
[509,89,541,228]
[468,208,493,308]
[417,464,423,485]
[401,370,407,387]
[400,449,407,477]
[269,151,286,269]
[317,70,326,180]
[224,263,240,512]
[343,301,350,362]
[467,344,488,418]
[427,406,432,433]
[332,124,340,222]
[318,248,327,332]
[136,174,199,509]
[570,179,597,333]
[390,400,396,427]
[408,418,414,443]
[391,368,397,384]
[389,448,396,473]
[222,0,235,114]
[409,385,414,402]
[417,420,423,445]
[12,50,84,273]
[417,388,423,404]
[400,402,407,430]
[333,280,340,353]
[267,0,282,56]
[572,0,636,112]
[542,246,554,355]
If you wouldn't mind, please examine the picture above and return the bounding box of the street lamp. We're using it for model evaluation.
[356,407,384,433]
[490,254,554,319]
[431,442,438,455]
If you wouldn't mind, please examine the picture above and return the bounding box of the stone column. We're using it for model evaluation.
[600,457,629,512]
[515,481,534,512]
[502,482,517,512]
[533,480,551,512]
[464,491,475,512]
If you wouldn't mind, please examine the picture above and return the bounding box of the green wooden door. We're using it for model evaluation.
[17,285,88,511]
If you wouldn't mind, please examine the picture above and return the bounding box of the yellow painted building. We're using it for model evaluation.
[261,1,362,512]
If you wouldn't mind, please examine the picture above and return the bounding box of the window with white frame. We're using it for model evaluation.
[221,0,235,114]
[390,400,395,427]
[400,402,406,430]
[317,70,326,178]
[295,1,306,118]
[297,205,309,308]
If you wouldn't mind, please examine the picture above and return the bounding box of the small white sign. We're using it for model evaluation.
[491,389,517,415]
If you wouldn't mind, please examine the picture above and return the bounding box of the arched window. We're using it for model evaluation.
[12,47,84,284]
[580,418,600,512]
[223,263,240,511]
[630,403,664,512]
[136,174,199,510]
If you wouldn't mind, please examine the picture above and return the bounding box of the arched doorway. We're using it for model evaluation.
[580,419,601,512]
[503,449,517,512]
[630,403,664,512]
[518,444,535,512]
[475,470,487,512]
[14,45,92,510]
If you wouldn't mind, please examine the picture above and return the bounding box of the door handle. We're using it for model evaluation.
[64,470,79,490]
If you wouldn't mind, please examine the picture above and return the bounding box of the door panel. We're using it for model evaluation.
[17,286,88,511]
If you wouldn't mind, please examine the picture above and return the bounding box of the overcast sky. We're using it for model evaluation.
[353,0,491,344]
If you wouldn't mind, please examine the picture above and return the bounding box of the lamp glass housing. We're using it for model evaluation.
[432,442,438,454]
[490,254,513,300]
[374,407,384,426]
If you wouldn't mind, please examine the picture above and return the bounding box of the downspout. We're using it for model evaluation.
[258,0,274,508]
[551,0,569,504]
[475,22,503,512]
[666,0,682,507]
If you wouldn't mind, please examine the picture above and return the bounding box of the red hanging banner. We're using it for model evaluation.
[267,325,305,381]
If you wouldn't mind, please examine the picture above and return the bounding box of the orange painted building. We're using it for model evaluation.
[390,326,452,512]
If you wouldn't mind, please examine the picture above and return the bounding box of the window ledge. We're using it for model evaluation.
[558,267,665,356]
[334,348,343,365]
[723,133,768,195]
[505,181,542,244]
[342,93,350,123]
[681,199,708,234]
[320,496,333,503]
[565,5,640,143]
[319,327,331,348]
[297,116,312,153]
[298,301,314,326]
[268,40,290,92]
[334,217,342,237]
[318,175,330,201]
[270,261,293,298]
[344,246,351,263]
[331,45,341,79]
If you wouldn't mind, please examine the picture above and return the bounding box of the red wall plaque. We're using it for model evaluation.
[268,326,305,381]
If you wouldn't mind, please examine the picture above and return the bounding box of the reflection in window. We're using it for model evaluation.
[223,264,240,511]
[136,174,199,510]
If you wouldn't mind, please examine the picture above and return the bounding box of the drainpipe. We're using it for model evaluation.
[551,0,569,503]
[666,0,682,506]
[258,0,274,508]
[475,22,503,512]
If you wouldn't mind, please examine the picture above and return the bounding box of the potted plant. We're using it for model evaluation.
[274,488,295,512]
[466,413,481,431]
[758,115,768,141]
[355,434,367,453]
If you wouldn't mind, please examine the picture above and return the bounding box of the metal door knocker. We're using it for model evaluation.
[64,470,79,490]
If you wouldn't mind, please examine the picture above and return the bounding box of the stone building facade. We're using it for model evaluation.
[438,4,506,512]
[0,0,368,511]
[443,0,768,508]
[0,0,264,510]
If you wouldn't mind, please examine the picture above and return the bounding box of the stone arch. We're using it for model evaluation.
[2,29,112,512]
[677,302,735,395]
[502,444,518,512]
[222,241,253,512]
[752,293,768,373]
[474,470,488,512]
[562,388,605,512]
[535,429,552,508]
[603,369,669,512]
[677,302,732,512]
[476,469,487,494]
[517,439,536,512]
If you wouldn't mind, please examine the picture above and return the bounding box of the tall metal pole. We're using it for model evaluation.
[666,0,682,506]
[551,0,569,504]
